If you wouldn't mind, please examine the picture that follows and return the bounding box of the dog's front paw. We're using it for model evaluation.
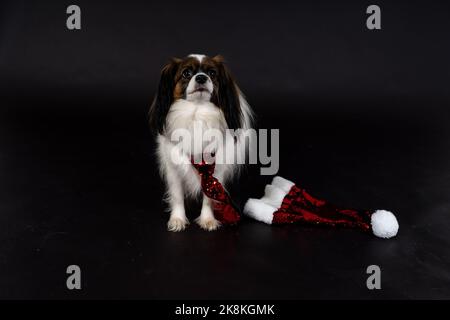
[167,216,189,232]
[195,216,221,231]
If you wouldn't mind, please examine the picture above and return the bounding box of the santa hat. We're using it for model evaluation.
[243,176,399,239]
[192,159,399,238]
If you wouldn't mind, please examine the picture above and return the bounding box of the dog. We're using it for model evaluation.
[149,54,254,231]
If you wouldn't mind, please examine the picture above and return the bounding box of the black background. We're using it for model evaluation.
[0,0,450,299]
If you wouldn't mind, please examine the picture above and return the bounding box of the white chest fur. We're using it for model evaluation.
[165,99,226,134]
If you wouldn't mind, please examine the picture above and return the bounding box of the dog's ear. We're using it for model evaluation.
[149,58,181,134]
[213,56,243,130]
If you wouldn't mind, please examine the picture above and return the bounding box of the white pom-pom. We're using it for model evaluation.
[271,176,295,193]
[371,210,399,238]
[243,199,276,224]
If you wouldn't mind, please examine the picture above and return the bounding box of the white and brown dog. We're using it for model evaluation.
[149,54,254,232]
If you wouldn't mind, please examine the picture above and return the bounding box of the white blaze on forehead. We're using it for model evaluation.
[188,54,206,63]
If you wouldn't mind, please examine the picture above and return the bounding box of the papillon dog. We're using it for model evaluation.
[149,54,254,231]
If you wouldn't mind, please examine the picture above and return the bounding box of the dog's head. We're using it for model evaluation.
[149,54,244,134]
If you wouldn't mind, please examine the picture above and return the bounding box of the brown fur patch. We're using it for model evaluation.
[173,82,185,100]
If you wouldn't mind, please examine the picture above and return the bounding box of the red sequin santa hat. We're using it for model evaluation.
[192,161,399,238]
[243,176,399,239]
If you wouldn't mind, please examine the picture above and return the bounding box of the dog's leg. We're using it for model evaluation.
[195,195,221,231]
[165,166,189,232]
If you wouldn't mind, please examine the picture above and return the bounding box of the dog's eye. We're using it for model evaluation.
[182,69,193,79]
[207,69,217,78]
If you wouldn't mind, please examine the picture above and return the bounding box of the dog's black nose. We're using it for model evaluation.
[195,74,207,84]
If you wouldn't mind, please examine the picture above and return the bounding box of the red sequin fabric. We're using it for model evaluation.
[273,185,371,231]
[191,160,241,225]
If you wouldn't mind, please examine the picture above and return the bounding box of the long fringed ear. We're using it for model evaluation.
[213,55,243,130]
[148,58,181,134]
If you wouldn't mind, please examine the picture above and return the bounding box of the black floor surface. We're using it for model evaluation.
[1,95,450,299]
